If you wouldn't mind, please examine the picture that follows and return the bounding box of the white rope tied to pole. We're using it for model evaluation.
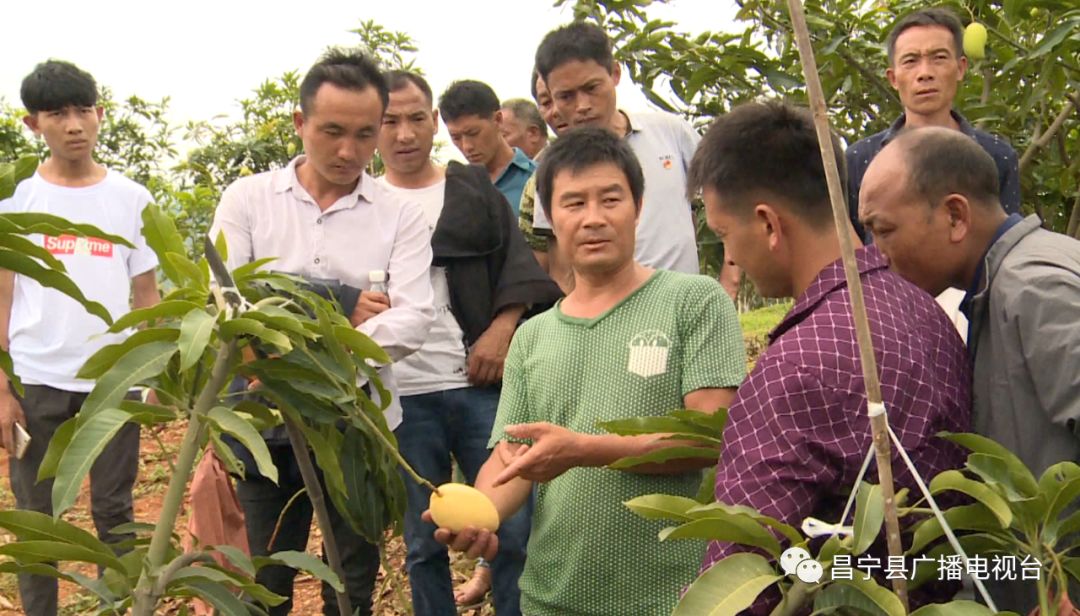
[799,402,1001,611]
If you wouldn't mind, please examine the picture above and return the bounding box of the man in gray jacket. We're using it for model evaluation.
[859,126,1080,611]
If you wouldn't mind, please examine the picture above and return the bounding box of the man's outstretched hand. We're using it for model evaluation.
[492,422,584,486]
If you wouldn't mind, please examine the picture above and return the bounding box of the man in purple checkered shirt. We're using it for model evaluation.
[689,102,972,613]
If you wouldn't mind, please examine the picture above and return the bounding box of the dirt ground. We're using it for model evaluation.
[0,422,494,615]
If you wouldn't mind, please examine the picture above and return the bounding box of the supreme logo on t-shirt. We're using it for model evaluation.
[45,235,114,257]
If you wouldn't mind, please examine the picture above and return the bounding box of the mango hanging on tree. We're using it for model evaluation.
[964,21,988,59]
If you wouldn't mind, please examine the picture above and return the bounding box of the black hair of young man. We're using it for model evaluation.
[299,47,388,115]
[885,7,965,65]
[438,80,501,123]
[20,60,98,113]
[535,126,644,220]
[688,101,846,230]
[386,70,433,104]
[534,22,615,82]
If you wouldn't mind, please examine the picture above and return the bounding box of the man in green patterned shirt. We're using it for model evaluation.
[426,127,747,615]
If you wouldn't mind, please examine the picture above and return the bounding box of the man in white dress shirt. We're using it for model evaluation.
[209,48,435,616]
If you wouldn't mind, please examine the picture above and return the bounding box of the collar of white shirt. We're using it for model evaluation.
[272,156,377,213]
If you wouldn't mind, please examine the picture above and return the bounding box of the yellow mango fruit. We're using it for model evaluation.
[964,22,988,60]
[428,483,500,532]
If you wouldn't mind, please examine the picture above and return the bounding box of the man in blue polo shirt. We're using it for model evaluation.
[846,7,1019,242]
[439,80,535,216]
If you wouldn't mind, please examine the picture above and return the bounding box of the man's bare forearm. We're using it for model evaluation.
[475,443,534,521]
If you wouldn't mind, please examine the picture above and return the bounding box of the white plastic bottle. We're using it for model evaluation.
[368,270,389,294]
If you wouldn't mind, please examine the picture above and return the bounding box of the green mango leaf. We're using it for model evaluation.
[210,432,246,478]
[1063,557,1080,584]
[332,325,391,365]
[168,564,285,607]
[1038,462,1080,525]
[0,539,125,572]
[107,300,201,333]
[929,470,1013,528]
[813,576,905,616]
[0,249,113,324]
[212,229,229,263]
[243,305,315,339]
[1,212,132,247]
[599,414,721,438]
[117,399,177,426]
[907,503,1007,555]
[966,453,1039,502]
[608,446,720,469]
[212,544,257,577]
[853,482,885,556]
[166,252,208,289]
[78,327,180,379]
[141,204,189,286]
[79,341,177,421]
[687,502,804,545]
[624,494,702,522]
[12,155,38,184]
[696,466,717,504]
[36,417,77,482]
[206,406,278,484]
[64,570,118,606]
[1028,18,1080,59]
[51,408,132,516]
[175,577,251,616]
[0,232,66,271]
[673,552,781,616]
[257,550,344,592]
[0,349,22,396]
[339,427,400,541]
[178,308,215,370]
[940,433,1038,494]
[910,600,1020,615]
[0,510,115,556]
[660,514,782,557]
[231,257,278,282]
[220,317,292,352]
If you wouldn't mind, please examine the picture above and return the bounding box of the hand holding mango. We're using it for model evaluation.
[964,22,988,59]
[428,483,500,532]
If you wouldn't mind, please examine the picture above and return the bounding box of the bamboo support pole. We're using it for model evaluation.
[784,0,910,610]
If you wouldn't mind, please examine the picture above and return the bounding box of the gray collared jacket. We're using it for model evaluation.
[968,214,1080,477]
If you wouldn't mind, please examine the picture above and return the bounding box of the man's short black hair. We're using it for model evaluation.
[535,127,643,220]
[688,101,845,229]
[892,128,1001,209]
[386,70,433,105]
[438,80,501,123]
[535,22,615,82]
[886,7,965,65]
[299,48,388,116]
[20,60,98,113]
[502,98,548,139]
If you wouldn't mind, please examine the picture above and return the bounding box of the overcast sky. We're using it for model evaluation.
[1,0,737,159]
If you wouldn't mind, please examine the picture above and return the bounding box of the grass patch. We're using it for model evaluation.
[739,301,792,339]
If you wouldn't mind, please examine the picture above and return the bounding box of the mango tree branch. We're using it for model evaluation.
[1020,99,1076,172]
[132,340,237,616]
[282,417,352,616]
[784,0,909,609]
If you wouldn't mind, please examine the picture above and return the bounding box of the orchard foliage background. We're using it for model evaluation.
[2,1,1078,254]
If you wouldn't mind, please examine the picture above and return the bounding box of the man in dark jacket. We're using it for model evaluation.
[375,69,560,616]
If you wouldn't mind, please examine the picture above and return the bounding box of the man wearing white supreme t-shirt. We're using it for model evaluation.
[375,71,560,616]
[210,50,435,616]
[0,60,161,616]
